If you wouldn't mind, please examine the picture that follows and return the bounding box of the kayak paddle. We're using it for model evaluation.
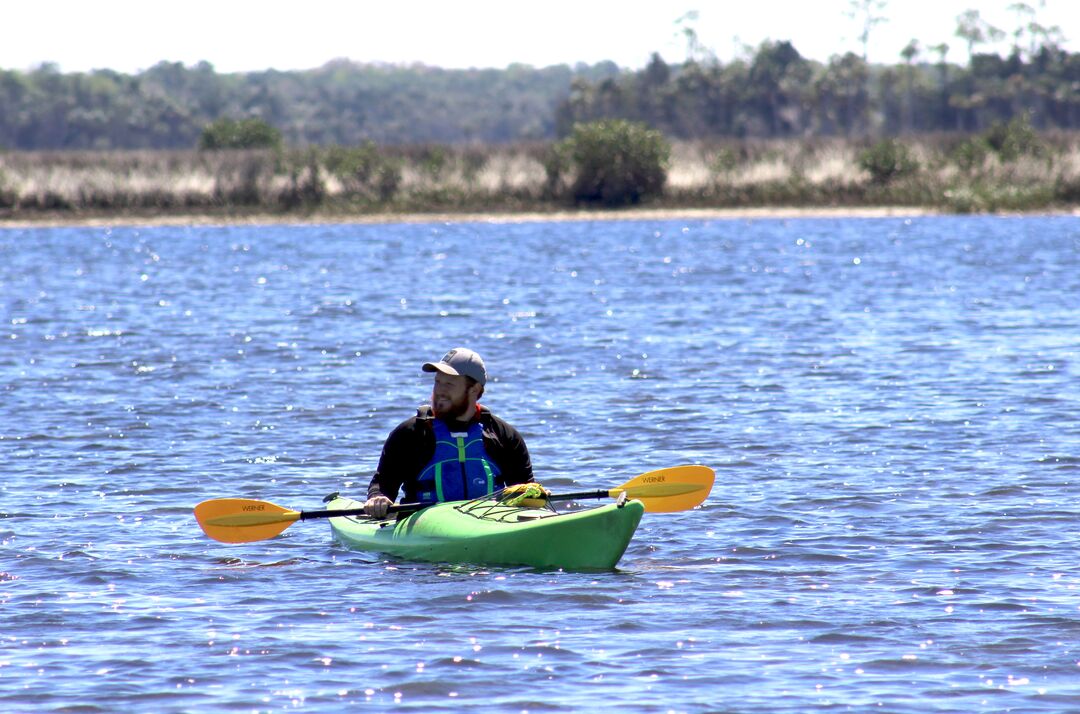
[552,464,714,513]
[194,464,715,544]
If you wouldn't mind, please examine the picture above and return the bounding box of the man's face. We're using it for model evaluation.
[431,372,474,419]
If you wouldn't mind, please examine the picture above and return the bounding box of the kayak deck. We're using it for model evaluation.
[325,495,644,570]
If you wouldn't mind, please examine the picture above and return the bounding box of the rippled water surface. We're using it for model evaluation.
[2,215,1078,712]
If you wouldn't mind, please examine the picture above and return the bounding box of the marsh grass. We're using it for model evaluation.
[2,133,1078,220]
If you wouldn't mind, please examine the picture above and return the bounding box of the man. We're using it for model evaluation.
[364,347,534,518]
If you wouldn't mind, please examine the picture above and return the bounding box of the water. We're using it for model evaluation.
[1,215,1078,712]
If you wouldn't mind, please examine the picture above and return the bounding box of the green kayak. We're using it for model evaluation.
[324,494,645,570]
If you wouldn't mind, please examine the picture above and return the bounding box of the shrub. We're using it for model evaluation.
[984,114,1043,162]
[0,168,13,208]
[210,151,276,206]
[324,142,402,200]
[278,150,325,208]
[710,147,740,176]
[373,159,403,201]
[540,142,572,198]
[857,139,919,184]
[552,120,670,206]
[198,117,282,151]
[460,149,489,184]
[417,145,449,181]
[950,137,990,172]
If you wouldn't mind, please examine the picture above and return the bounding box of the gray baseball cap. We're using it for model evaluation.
[422,347,487,385]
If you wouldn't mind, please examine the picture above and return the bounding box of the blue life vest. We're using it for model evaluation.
[416,417,500,502]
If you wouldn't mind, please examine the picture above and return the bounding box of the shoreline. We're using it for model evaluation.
[5,205,1077,229]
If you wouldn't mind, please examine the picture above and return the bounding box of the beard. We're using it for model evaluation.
[432,390,471,420]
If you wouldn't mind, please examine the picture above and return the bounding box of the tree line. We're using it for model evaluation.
[0,18,1077,151]
[559,43,1080,140]
[0,60,619,150]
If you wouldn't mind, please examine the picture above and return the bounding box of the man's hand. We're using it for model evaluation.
[363,495,393,519]
[498,482,550,507]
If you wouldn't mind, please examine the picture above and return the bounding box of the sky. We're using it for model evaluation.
[2,0,1077,74]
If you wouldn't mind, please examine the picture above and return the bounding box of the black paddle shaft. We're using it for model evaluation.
[301,490,613,521]
[549,490,610,502]
[299,502,433,520]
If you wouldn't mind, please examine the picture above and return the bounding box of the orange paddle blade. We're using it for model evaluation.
[612,465,715,512]
[194,498,301,543]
